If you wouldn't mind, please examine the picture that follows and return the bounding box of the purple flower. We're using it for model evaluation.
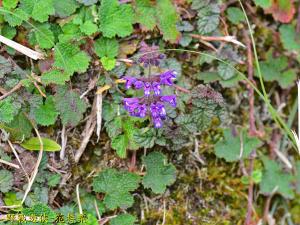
[144,82,151,96]
[161,95,176,107]
[138,42,165,67]
[123,98,147,118]
[134,80,144,89]
[153,117,162,128]
[124,76,137,89]
[152,82,161,96]
[160,70,177,86]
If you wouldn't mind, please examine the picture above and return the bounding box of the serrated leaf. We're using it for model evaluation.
[21,137,61,151]
[47,174,61,187]
[80,20,98,35]
[22,203,57,224]
[135,0,156,30]
[54,87,87,126]
[215,129,262,162]
[92,169,140,210]
[32,96,59,126]
[94,37,119,58]
[3,0,19,9]
[100,56,116,71]
[217,62,236,80]
[0,56,13,77]
[20,0,55,22]
[0,98,19,123]
[279,24,300,52]
[260,156,294,198]
[156,0,180,42]
[1,24,17,39]
[53,0,79,18]
[142,151,176,194]
[41,69,72,85]
[4,192,22,211]
[110,214,136,225]
[30,23,54,49]
[54,42,90,74]
[0,170,13,193]
[111,134,128,158]
[4,8,29,27]
[259,53,297,88]
[98,0,134,38]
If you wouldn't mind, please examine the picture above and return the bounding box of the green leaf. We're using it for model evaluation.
[110,214,136,225]
[98,0,134,38]
[259,53,297,88]
[254,0,272,8]
[135,0,156,30]
[21,137,61,151]
[0,170,13,193]
[20,0,55,22]
[32,96,59,126]
[80,20,98,35]
[111,134,128,158]
[156,0,180,42]
[41,69,72,85]
[215,129,262,162]
[92,169,140,210]
[94,37,119,58]
[47,174,61,187]
[53,0,79,18]
[22,203,57,224]
[226,7,245,25]
[4,8,29,27]
[1,24,17,39]
[279,24,300,52]
[54,87,87,126]
[142,151,176,194]
[4,192,22,211]
[3,113,32,141]
[54,42,90,74]
[100,56,116,71]
[3,0,19,9]
[31,23,54,49]
[217,62,236,80]
[260,157,294,198]
[0,98,19,123]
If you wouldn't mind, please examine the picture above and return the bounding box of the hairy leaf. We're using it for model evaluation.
[20,0,55,22]
[98,0,134,38]
[0,170,13,193]
[110,214,136,225]
[0,98,19,123]
[41,69,72,85]
[53,0,79,18]
[135,0,156,30]
[32,96,59,126]
[54,87,87,126]
[92,169,140,210]
[94,37,119,58]
[142,151,176,194]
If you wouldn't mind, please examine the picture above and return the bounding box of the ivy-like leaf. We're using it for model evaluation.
[41,69,72,85]
[0,170,13,193]
[54,42,90,74]
[32,96,59,126]
[226,7,245,25]
[215,128,262,162]
[20,0,55,22]
[54,87,87,126]
[0,98,19,123]
[94,37,119,58]
[135,0,156,30]
[4,8,29,27]
[279,24,300,52]
[80,20,98,35]
[98,0,134,38]
[260,156,294,199]
[156,0,180,42]
[142,151,176,194]
[92,169,140,210]
[3,0,19,9]
[53,0,79,18]
[110,214,136,225]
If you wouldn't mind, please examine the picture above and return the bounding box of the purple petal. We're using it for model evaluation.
[153,117,163,128]
[160,70,177,86]
[123,76,137,89]
[134,80,144,89]
[144,82,151,96]
[160,95,177,107]
[152,82,161,96]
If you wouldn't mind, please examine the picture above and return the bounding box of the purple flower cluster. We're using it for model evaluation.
[137,41,165,67]
[123,94,176,128]
[123,70,177,128]
[123,70,177,97]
